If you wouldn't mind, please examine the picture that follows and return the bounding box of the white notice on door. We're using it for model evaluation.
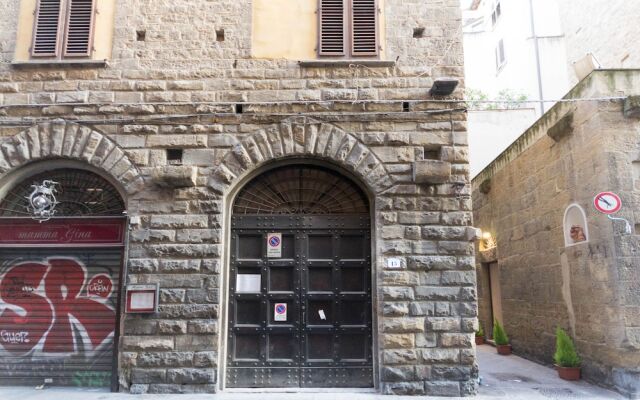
[236,274,261,293]
[318,309,326,320]
[267,233,282,258]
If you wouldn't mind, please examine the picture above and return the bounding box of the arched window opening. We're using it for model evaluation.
[0,168,125,217]
[233,165,369,215]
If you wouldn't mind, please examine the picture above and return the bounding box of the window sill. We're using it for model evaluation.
[11,59,108,68]
[298,60,396,68]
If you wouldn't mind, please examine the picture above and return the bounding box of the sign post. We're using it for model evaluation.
[593,191,631,234]
[593,192,622,214]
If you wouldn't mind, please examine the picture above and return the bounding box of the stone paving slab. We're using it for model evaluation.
[0,345,625,400]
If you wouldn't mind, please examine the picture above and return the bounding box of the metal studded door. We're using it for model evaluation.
[226,215,373,388]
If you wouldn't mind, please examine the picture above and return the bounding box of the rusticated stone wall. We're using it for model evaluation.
[0,0,464,104]
[0,100,476,396]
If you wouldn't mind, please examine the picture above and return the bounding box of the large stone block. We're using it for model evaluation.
[415,286,461,301]
[193,352,218,367]
[131,368,166,384]
[421,348,460,363]
[424,381,461,396]
[383,349,418,364]
[413,160,451,184]
[122,336,174,351]
[152,166,198,187]
[137,352,194,368]
[383,318,425,333]
[382,366,416,382]
[382,382,426,395]
[426,317,460,331]
[166,368,216,384]
[150,215,208,229]
[383,334,415,349]
[382,286,415,300]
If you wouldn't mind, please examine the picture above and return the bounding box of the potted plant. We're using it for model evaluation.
[493,319,511,355]
[554,327,581,380]
[475,323,485,345]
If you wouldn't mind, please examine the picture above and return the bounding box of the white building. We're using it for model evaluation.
[463,0,569,114]
[464,0,640,176]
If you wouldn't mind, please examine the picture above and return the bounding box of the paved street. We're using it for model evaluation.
[0,345,624,399]
[474,345,625,399]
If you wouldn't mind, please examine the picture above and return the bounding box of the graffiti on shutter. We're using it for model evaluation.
[0,258,115,355]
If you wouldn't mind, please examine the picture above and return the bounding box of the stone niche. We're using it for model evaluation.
[563,204,589,247]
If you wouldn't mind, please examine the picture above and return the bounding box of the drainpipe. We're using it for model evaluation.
[528,0,545,115]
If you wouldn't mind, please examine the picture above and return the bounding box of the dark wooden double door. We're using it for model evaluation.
[226,215,373,388]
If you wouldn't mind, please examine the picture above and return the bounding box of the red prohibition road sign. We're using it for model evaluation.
[594,192,622,214]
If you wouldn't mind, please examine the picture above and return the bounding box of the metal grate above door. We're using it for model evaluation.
[0,169,125,217]
[233,166,369,215]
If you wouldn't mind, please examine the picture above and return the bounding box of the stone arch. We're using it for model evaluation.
[0,119,144,195]
[209,116,393,195]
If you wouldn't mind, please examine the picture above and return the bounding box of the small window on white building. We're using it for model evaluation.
[491,1,502,26]
[495,39,506,72]
[564,204,589,247]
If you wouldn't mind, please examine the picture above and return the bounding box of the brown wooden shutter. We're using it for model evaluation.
[63,0,96,57]
[351,0,378,56]
[31,0,64,56]
[319,0,346,55]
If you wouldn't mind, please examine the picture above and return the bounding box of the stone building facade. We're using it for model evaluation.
[473,70,640,399]
[0,0,477,396]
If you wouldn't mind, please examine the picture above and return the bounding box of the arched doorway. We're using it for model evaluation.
[0,167,126,390]
[226,164,374,388]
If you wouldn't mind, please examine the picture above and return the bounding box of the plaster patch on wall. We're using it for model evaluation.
[560,253,576,337]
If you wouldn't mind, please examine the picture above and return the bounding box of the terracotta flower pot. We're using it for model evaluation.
[475,336,485,345]
[496,344,512,355]
[556,365,581,381]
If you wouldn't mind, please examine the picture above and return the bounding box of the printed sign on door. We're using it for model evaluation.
[267,233,282,258]
[274,303,287,321]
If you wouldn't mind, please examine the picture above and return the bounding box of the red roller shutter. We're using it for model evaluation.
[0,218,126,388]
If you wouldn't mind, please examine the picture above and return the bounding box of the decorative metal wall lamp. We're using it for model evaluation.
[27,180,59,222]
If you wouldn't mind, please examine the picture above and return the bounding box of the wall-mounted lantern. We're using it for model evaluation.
[481,231,497,250]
